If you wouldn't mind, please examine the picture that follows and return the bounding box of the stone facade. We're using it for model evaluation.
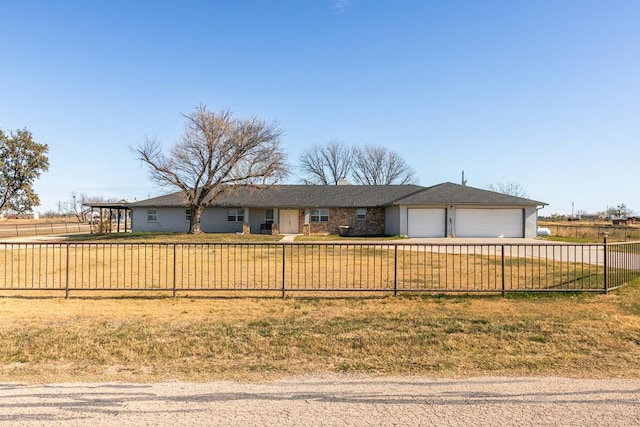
[270,223,279,235]
[304,207,386,236]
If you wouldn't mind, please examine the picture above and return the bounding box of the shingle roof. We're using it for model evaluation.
[393,182,546,206]
[130,185,426,208]
[129,183,546,208]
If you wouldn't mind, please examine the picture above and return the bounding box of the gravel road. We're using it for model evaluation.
[1,376,638,426]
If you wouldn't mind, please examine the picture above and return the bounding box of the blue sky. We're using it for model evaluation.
[1,0,638,215]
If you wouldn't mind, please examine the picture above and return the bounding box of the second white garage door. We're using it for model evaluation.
[407,208,446,237]
[455,209,523,238]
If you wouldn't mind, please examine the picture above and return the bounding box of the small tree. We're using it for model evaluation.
[0,128,49,213]
[351,144,417,185]
[607,203,633,218]
[61,192,112,223]
[298,140,354,185]
[60,192,90,222]
[487,182,528,198]
[136,105,288,234]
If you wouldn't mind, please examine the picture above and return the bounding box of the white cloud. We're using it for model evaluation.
[332,0,351,14]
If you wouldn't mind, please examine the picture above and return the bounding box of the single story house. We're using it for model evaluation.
[128,182,547,238]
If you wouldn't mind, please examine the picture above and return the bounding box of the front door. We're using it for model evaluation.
[279,209,299,234]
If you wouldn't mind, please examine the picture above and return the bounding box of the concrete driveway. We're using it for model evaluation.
[403,237,545,245]
[1,376,639,426]
[397,237,605,268]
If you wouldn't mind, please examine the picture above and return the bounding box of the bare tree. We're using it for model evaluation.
[61,192,91,222]
[607,203,633,218]
[351,144,417,185]
[298,140,354,185]
[487,182,528,198]
[136,105,288,234]
[61,192,114,223]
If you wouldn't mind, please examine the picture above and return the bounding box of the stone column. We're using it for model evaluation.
[243,207,251,235]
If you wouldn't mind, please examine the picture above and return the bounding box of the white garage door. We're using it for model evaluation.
[408,208,446,237]
[455,209,523,238]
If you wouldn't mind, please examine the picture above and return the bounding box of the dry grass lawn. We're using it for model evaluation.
[1,280,639,383]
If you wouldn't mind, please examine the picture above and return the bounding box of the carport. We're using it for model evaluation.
[83,202,131,234]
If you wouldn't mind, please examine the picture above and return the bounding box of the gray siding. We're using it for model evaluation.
[524,207,538,238]
[200,209,243,233]
[131,207,189,232]
[131,207,244,233]
[384,206,400,236]
[248,209,271,233]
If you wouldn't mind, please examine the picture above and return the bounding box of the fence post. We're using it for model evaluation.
[65,244,70,299]
[172,244,177,298]
[501,245,506,297]
[393,245,398,297]
[603,235,608,294]
[281,244,286,299]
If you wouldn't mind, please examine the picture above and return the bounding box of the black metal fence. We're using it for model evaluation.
[0,241,638,298]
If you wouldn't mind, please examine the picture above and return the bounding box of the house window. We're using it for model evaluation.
[147,208,157,222]
[310,208,329,222]
[265,209,274,224]
[228,208,244,222]
[185,209,191,222]
[356,208,367,220]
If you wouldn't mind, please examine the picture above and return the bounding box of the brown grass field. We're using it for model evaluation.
[1,281,639,383]
[0,231,638,383]
[539,220,640,242]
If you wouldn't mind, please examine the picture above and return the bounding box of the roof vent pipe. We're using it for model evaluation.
[338,178,348,185]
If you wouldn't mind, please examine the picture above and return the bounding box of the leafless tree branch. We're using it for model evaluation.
[298,140,354,185]
[351,144,417,185]
[487,182,528,198]
[135,105,288,233]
